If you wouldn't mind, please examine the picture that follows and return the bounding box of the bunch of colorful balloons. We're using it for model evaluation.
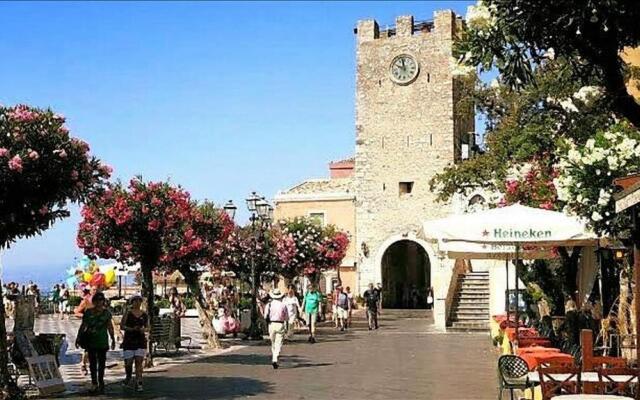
[65,256,117,290]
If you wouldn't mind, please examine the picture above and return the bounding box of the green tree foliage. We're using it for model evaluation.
[461,0,640,126]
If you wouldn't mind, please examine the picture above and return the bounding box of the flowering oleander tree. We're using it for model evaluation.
[173,201,234,348]
[77,178,230,354]
[0,105,110,397]
[277,217,349,284]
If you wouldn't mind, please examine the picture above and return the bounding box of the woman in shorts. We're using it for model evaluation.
[120,294,148,392]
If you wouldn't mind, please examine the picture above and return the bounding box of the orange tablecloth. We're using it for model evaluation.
[516,346,560,355]
[520,352,574,370]
[518,337,552,348]
[504,327,539,342]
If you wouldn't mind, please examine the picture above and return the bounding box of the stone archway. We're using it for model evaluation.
[380,240,431,309]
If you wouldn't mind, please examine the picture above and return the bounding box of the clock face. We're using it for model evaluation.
[390,54,419,85]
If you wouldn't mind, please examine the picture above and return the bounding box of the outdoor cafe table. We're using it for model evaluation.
[505,327,541,342]
[521,352,575,370]
[517,346,561,355]
[528,371,636,383]
[550,396,633,400]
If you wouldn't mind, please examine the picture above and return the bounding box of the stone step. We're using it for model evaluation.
[447,322,490,332]
[458,286,490,291]
[452,300,489,306]
[455,291,489,296]
[451,304,490,311]
[459,279,489,284]
[454,293,489,301]
[452,310,490,317]
[450,314,489,321]
[460,283,490,289]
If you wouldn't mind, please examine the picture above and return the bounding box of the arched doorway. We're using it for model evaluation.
[381,240,431,309]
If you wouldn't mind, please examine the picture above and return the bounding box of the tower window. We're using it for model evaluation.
[399,182,414,196]
[308,212,326,226]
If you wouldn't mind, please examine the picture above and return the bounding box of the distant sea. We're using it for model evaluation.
[2,263,69,294]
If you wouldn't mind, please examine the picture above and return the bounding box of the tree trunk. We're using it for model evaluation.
[194,300,221,349]
[183,270,221,349]
[558,246,583,303]
[141,266,155,368]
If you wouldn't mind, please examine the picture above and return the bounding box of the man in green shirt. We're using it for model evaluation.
[301,284,321,343]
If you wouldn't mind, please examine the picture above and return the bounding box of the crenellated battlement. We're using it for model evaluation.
[354,10,462,43]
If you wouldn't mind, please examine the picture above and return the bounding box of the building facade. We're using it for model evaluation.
[275,10,474,329]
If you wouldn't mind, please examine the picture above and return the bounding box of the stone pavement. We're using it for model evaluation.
[57,309,498,400]
[8,315,244,395]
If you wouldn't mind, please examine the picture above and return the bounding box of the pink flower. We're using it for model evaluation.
[148,220,161,231]
[39,205,49,215]
[70,170,79,180]
[53,149,67,158]
[8,155,23,172]
[0,148,8,157]
[7,105,39,122]
[540,201,554,210]
[99,164,113,176]
[28,150,39,160]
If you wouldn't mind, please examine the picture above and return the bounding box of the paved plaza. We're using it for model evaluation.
[47,310,498,400]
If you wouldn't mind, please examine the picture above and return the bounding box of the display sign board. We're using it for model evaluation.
[25,355,65,396]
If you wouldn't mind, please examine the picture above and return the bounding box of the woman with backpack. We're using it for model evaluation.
[75,292,115,394]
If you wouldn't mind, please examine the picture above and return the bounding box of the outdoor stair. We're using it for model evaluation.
[447,272,490,333]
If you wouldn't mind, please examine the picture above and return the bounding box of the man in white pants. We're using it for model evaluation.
[264,289,289,369]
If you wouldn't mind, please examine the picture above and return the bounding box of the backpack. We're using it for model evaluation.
[337,293,349,309]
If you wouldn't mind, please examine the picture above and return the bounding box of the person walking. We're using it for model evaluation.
[331,285,341,329]
[120,294,148,392]
[264,289,289,369]
[364,283,380,330]
[283,285,300,340]
[76,292,115,394]
[168,287,185,349]
[74,287,95,375]
[59,284,70,320]
[51,284,60,317]
[345,286,355,328]
[335,286,350,331]
[301,284,321,343]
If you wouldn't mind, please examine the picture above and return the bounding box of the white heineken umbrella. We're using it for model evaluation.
[436,239,556,260]
[421,204,598,339]
[423,204,597,247]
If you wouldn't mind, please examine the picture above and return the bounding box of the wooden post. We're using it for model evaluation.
[581,329,594,371]
[634,206,640,363]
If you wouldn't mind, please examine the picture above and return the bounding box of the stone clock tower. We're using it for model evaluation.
[354,11,474,302]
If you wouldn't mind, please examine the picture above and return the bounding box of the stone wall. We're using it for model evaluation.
[354,9,473,308]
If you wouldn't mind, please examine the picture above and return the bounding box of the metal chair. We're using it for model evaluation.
[597,367,640,399]
[538,365,581,400]
[497,355,534,400]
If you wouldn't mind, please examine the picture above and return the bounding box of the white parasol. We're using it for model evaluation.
[421,204,599,339]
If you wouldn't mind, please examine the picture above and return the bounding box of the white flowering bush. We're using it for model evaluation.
[555,122,640,234]
[465,1,497,33]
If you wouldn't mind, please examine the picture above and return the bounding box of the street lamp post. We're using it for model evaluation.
[223,195,274,340]
[244,193,273,340]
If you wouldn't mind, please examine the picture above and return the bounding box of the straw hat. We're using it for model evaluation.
[270,289,284,300]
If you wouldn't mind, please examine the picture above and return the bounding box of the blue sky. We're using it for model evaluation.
[0,1,473,282]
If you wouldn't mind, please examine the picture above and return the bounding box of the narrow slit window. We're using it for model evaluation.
[399,182,414,196]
